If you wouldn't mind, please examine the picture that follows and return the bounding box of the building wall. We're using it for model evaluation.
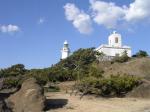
[97,47,132,57]
[108,32,122,47]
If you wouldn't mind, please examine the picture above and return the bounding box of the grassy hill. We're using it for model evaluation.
[101,57,150,79]
[0,48,150,97]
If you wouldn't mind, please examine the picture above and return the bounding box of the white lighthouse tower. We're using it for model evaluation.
[61,40,70,59]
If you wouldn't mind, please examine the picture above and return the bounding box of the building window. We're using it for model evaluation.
[115,37,118,43]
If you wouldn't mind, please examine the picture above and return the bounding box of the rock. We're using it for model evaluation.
[7,78,46,112]
[0,78,4,90]
[0,100,12,112]
[127,81,150,99]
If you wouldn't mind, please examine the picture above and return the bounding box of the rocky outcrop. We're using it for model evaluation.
[7,78,46,112]
[0,78,4,90]
[0,100,11,112]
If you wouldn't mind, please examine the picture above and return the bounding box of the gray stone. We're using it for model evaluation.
[7,78,46,112]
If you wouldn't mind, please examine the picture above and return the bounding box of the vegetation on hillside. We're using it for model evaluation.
[47,48,98,81]
[132,50,149,57]
[77,75,141,97]
[0,64,27,78]
[112,50,130,63]
[0,48,148,97]
[0,64,27,89]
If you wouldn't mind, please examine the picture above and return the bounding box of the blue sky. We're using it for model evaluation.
[0,0,150,69]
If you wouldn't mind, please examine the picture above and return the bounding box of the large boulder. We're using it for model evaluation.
[0,100,11,112]
[7,78,45,112]
[0,78,4,90]
[127,81,150,99]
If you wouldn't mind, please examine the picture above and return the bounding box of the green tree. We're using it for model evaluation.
[133,50,149,57]
[0,64,27,77]
[47,48,98,82]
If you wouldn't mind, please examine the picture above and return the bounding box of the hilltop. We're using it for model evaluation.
[99,57,150,79]
[0,48,150,112]
[0,48,150,97]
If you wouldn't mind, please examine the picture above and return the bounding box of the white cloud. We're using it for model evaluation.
[125,0,150,22]
[64,3,93,34]
[38,18,45,24]
[90,0,125,28]
[64,3,80,21]
[90,0,150,28]
[0,24,20,33]
[64,0,150,32]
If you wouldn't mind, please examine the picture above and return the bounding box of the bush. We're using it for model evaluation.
[26,69,50,86]
[3,77,21,89]
[133,50,149,57]
[0,64,27,77]
[44,86,60,92]
[88,65,104,78]
[108,75,141,96]
[77,77,101,95]
[77,74,141,97]
[112,51,130,63]
[47,48,98,82]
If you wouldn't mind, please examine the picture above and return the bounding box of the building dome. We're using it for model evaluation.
[108,31,122,47]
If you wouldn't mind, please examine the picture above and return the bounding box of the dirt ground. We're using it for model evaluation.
[45,91,150,112]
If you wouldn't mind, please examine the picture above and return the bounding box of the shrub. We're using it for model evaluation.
[26,70,49,86]
[0,64,27,77]
[3,77,21,89]
[47,48,98,82]
[133,50,149,57]
[88,66,104,78]
[77,76,101,95]
[77,74,141,97]
[112,51,130,63]
[44,86,60,92]
[108,75,141,96]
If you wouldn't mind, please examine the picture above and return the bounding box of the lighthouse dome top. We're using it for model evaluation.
[113,31,117,34]
[64,40,68,44]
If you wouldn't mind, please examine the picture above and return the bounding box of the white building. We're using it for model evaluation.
[96,31,131,57]
[61,40,70,59]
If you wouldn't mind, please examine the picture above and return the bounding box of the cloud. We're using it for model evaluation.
[38,18,45,24]
[90,0,125,28]
[64,3,93,34]
[64,0,150,33]
[90,0,150,28]
[0,24,20,33]
[124,0,150,22]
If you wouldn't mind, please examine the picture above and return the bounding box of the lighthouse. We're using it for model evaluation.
[61,40,70,59]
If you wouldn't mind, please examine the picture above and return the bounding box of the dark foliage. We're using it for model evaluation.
[77,74,141,97]
[0,64,27,78]
[47,48,98,81]
[133,50,149,57]
[112,50,130,63]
